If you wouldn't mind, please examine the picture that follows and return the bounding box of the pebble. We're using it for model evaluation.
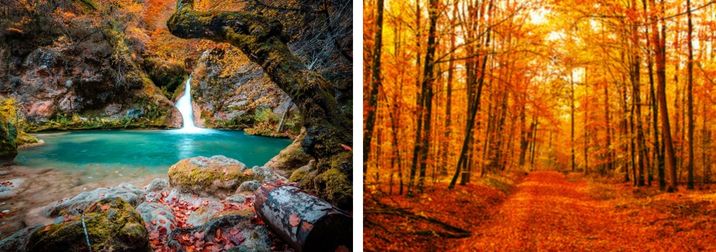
[2,209,10,214]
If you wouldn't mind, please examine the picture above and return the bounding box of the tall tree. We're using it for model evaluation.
[686,0,695,189]
[364,0,386,180]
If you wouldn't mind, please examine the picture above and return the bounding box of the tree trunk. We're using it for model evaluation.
[364,0,385,180]
[407,0,422,196]
[686,0,695,190]
[646,0,666,190]
[255,184,352,252]
[653,0,677,191]
[571,70,576,172]
[167,0,351,163]
[449,0,494,189]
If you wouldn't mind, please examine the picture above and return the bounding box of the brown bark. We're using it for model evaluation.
[364,0,386,179]
[686,0,695,190]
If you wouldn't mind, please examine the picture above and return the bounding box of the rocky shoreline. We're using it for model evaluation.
[0,156,309,251]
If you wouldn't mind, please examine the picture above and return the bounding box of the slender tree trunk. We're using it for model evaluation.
[604,77,613,174]
[686,0,695,190]
[571,70,576,172]
[449,0,494,189]
[416,0,439,194]
[364,0,385,178]
[584,73,589,174]
[407,0,422,196]
[441,3,457,176]
[652,0,677,191]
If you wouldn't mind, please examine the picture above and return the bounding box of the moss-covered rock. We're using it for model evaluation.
[0,115,18,163]
[28,198,150,252]
[168,155,256,197]
[16,131,40,146]
[312,168,352,210]
[290,153,352,210]
[264,132,311,176]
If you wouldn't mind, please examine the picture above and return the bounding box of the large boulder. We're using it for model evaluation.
[264,132,311,177]
[168,156,257,198]
[45,183,145,217]
[0,115,17,163]
[27,198,151,252]
[189,48,295,135]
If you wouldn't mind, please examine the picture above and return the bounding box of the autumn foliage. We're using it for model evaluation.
[364,0,716,250]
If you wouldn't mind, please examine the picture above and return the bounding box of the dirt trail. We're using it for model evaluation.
[456,171,641,251]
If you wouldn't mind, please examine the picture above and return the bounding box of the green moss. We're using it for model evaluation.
[28,198,150,252]
[313,168,352,209]
[168,158,256,196]
[16,131,39,146]
[289,165,310,182]
[0,98,18,161]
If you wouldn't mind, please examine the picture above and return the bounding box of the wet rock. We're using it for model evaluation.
[252,166,288,184]
[236,180,260,193]
[186,199,223,227]
[226,194,249,204]
[0,225,42,252]
[46,183,145,217]
[27,198,151,252]
[144,178,169,192]
[168,156,257,198]
[136,202,175,234]
[0,178,25,200]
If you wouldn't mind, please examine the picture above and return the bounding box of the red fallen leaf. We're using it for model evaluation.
[186,245,195,252]
[151,220,157,225]
[161,191,168,198]
[100,204,110,211]
[215,228,223,240]
[289,214,301,227]
[194,231,205,240]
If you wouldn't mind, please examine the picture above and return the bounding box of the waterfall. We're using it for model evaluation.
[176,76,200,132]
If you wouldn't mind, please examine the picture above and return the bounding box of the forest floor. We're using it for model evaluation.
[364,172,525,251]
[457,171,716,251]
[365,171,716,251]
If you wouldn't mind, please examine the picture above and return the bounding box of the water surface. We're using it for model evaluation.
[16,129,291,173]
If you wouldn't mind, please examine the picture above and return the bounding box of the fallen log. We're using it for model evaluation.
[255,184,351,252]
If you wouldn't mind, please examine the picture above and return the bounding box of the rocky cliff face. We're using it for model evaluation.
[0,0,295,134]
[0,0,182,131]
[190,48,300,137]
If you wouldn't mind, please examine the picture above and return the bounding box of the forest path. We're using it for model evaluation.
[456,171,640,251]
